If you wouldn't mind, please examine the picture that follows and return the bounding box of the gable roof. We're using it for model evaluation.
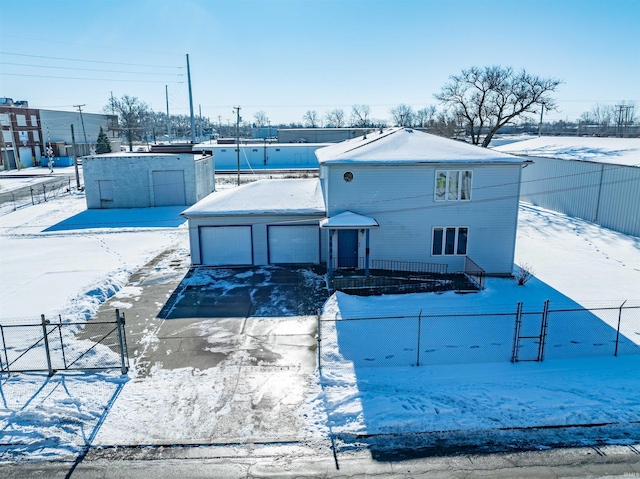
[493,136,640,168]
[316,127,523,165]
[181,179,325,217]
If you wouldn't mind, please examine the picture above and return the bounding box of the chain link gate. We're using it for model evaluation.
[0,309,129,376]
[511,300,549,362]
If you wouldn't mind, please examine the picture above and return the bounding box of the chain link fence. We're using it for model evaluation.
[0,310,129,376]
[318,301,640,370]
[0,177,75,213]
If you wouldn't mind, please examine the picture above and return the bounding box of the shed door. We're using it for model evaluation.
[98,180,114,205]
[200,226,253,266]
[268,225,319,264]
[153,170,186,206]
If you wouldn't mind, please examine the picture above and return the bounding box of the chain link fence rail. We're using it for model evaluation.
[318,301,640,370]
[0,310,129,376]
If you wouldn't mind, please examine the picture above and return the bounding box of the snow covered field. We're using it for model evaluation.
[0,188,639,461]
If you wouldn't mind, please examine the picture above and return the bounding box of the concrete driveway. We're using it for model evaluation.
[90,250,330,446]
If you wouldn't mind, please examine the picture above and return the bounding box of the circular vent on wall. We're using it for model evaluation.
[343,171,354,182]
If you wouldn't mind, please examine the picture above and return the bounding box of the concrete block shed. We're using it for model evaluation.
[83,152,214,209]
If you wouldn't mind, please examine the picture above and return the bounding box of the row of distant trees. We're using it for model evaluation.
[106,66,638,149]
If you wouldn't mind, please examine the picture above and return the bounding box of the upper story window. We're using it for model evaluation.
[16,114,27,126]
[435,170,472,201]
[30,115,38,126]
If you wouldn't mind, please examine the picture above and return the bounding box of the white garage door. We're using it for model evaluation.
[268,225,319,264]
[200,226,253,266]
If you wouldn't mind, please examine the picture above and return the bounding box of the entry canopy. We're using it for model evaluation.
[320,211,379,229]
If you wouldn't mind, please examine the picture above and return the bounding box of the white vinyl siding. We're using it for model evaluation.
[268,225,319,264]
[200,226,252,266]
[435,169,472,201]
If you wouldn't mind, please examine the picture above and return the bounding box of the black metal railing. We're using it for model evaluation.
[330,257,449,275]
[464,257,486,290]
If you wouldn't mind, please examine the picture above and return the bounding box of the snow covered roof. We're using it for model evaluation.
[316,128,523,165]
[181,179,325,217]
[493,136,640,167]
[320,211,379,229]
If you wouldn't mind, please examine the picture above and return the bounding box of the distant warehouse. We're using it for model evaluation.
[193,142,330,170]
[494,136,640,237]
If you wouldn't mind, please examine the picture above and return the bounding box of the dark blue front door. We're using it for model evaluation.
[338,229,358,268]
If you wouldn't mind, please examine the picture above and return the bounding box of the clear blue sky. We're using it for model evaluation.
[1,0,638,126]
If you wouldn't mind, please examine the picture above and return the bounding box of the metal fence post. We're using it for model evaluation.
[115,309,128,374]
[538,300,550,362]
[416,309,422,367]
[41,314,54,376]
[614,300,627,357]
[317,309,322,375]
[58,314,67,369]
[30,186,34,205]
[511,302,523,363]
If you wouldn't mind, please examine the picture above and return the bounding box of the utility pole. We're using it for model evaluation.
[70,124,81,190]
[74,104,88,154]
[165,85,172,143]
[615,104,633,137]
[537,103,545,137]
[186,54,196,144]
[199,104,203,141]
[8,113,20,170]
[233,106,241,186]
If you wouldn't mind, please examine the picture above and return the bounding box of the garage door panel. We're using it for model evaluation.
[200,226,252,266]
[153,170,186,206]
[268,225,319,264]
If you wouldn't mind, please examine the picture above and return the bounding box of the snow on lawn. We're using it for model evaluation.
[2,190,640,460]
[317,202,640,441]
[0,194,188,321]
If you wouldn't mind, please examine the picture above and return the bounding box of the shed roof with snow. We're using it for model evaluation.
[494,136,640,167]
[316,127,523,165]
[181,178,325,217]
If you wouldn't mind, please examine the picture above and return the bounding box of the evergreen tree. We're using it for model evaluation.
[95,126,112,154]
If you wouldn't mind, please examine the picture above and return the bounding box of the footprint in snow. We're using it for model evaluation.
[364,358,375,361]
[470,345,480,349]
[385,355,394,359]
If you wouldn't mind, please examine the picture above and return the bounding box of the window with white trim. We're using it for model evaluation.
[432,227,468,256]
[435,170,472,201]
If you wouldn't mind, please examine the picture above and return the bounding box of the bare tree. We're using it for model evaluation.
[105,94,151,151]
[350,104,371,127]
[434,66,562,147]
[302,110,320,128]
[415,105,437,127]
[325,108,346,128]
[390,104,415,127]
[253,110,269,128]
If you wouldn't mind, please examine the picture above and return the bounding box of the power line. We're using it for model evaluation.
[0,72,186,84]
[0,51,182,69]
[0,61,183,76]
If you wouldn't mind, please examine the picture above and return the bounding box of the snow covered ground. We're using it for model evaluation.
[1,189,639,461]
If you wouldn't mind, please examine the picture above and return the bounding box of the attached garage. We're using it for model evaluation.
[268,225,319,264]
[182,179,327,267]
[200,226,253,266]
